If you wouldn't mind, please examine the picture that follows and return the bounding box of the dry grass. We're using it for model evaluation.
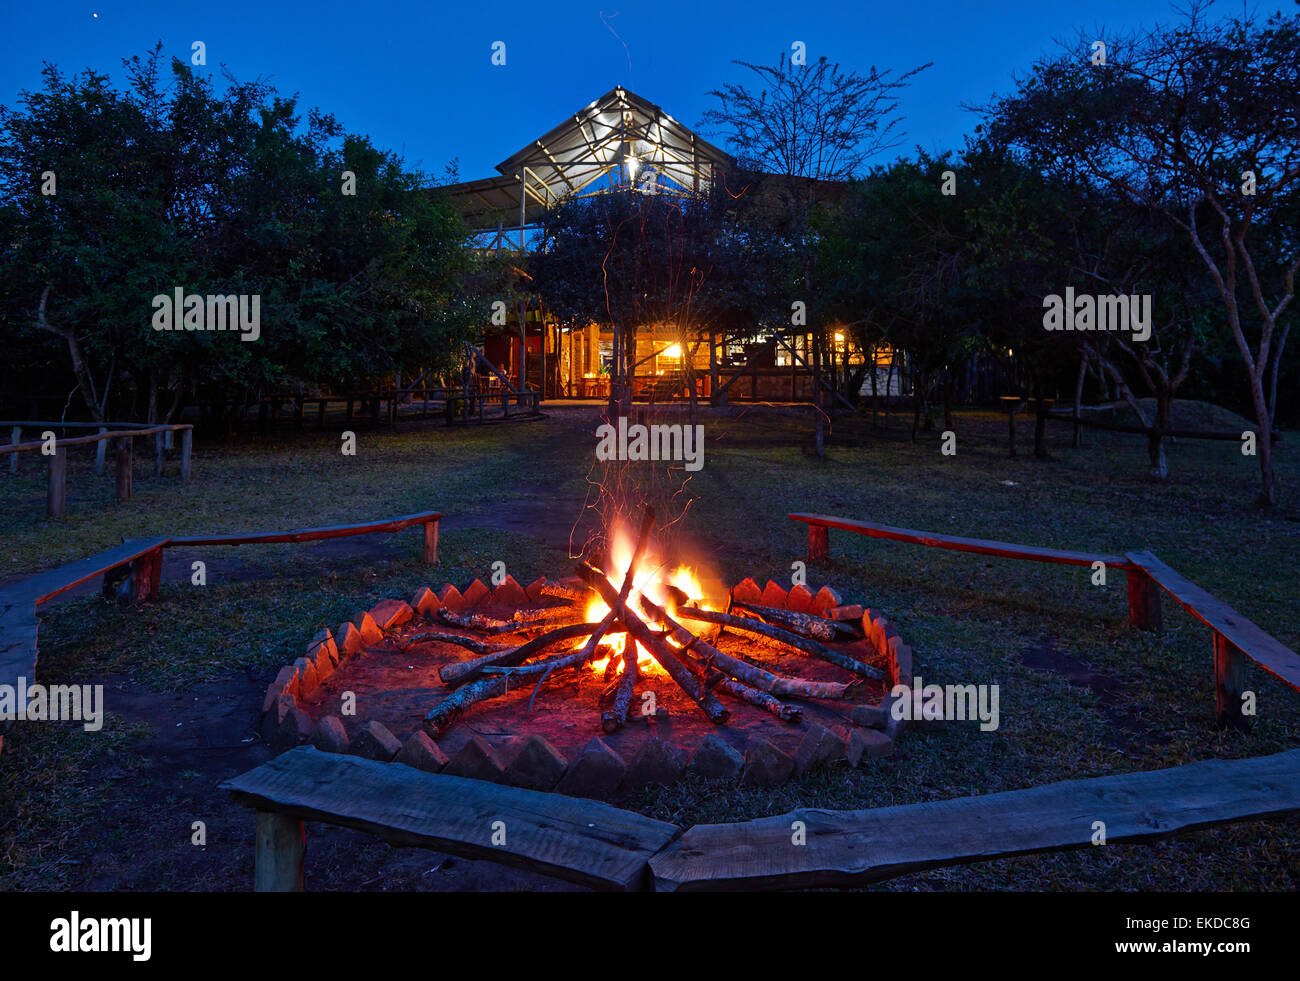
[1,405,1297,890]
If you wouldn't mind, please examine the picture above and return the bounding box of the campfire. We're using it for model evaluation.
[419,506,881,739]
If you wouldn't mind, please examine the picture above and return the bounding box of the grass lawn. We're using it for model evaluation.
[1,404,1297,891]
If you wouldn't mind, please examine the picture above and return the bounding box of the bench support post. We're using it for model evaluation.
[254,811,305,892]
[1214,635,1250,731]
[809,524,829,562]
[94,427,108,474]
[1126,569,1162,632]
[423,520,439,564]
[46,445,67,519]
[129,549,161,603]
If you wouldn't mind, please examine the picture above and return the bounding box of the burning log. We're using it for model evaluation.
[401,631,509,656]
[665,635,802,723]
[539,582,590,603]
[600,646,639,733]
[639,596,853,700]
[732,601,856,641]
[716,678,802,722]
[437,608,517,634]
[439,621,607,687]
[426,619,628,733]
[424,646,590,735]
[525,608,620,715]
[576,560,730,726]
[525,507,656,718]
[676,606,884,681]
[512,605,586,628]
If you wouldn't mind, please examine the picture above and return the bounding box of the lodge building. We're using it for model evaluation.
[440,85,904,403]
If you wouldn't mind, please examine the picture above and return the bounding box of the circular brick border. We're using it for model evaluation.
[258,576,930,800]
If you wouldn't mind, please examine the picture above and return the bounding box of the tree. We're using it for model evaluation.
[700,53,929,455]
[983,4,1299,504]
[0,45,475,423]
[530,185,756,417]
[821,152,988,438]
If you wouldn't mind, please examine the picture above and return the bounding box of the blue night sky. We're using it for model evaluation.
[0,1,1288,181]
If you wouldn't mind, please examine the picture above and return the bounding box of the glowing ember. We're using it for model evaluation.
[581,518,709,676]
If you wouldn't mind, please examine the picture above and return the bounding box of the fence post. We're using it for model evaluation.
[46,444,67,518]
[95,426,108,474]
[154,431,165,477]
[9,426,19,475]
[115,436,134,502]
[180,428,192,484]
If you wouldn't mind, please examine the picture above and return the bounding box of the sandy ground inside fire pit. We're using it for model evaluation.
[296,600,888,783]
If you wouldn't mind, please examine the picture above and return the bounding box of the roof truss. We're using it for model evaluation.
[442,86,734,234]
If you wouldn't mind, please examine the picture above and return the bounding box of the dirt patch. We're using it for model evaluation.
[1021,636,1165,752]
[8,670,589,891]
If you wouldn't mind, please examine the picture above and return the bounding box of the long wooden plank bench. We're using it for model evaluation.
[650,749,1300,891]
[789,512,1133,569]
[170,510,440,563]
[0,537,169,755]
[222,747,681,891]
[11,537,171,607]
[1126,549,1300,726]
[789,513,1162,631]
[0,512,441,758]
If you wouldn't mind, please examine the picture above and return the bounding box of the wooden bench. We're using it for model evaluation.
[790,512,1133,570]
[650,748,1300,891]
[789,512,1159,628]
[0,537,170,755]
[19,537,170,607]
[221,747,681,891]
[170,510,441,563]
[0,512,441,758]
[1126,550,1300,728]
[788,512,1297,726]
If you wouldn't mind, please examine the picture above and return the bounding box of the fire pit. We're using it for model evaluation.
[260,510,919,799]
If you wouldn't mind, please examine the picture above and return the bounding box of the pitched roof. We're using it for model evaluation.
[441,86,735,230]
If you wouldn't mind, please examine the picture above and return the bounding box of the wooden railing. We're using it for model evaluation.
[225,387,541,432]
[790,512,1299,728]
[2,422,193,518]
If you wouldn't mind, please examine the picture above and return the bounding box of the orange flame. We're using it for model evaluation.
[582,519,708,676]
